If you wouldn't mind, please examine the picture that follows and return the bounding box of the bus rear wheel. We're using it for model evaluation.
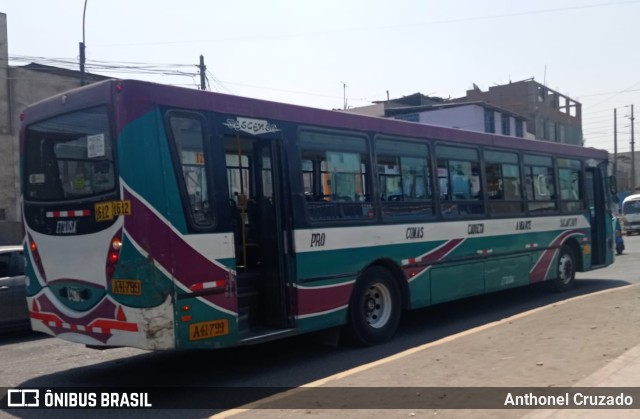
[551,245,576,292]
[345,266,401,346]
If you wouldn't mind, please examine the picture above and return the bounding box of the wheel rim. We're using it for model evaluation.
[363,282,392,329]
[558,252,574,285]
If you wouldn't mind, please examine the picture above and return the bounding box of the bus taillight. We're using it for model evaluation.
[106,234,123,278]
[27,234,47,281]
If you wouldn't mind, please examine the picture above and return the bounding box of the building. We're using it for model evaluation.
[614,151,640,194]
[0,13,107,245]
[387,101,530,139]
[344,92,530,139]
[455,79,583,145]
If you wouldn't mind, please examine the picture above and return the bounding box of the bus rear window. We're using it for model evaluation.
[25,107,115,201]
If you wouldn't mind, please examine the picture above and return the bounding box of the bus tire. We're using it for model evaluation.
[345,266,401,346]
[551,245,576,292]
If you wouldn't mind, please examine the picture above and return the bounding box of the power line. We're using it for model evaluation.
[93,0,640,48]
[7,54,357,103]
[10,53,640,118]
[8,54,200,79]
[206,70,234,94]
[583,80,640,109]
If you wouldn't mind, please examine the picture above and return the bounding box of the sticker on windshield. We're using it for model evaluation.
[29,174,45,184]
[87,133,106,158]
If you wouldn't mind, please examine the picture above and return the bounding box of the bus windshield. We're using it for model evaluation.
[24,106,115,201]
[623,200,640,214]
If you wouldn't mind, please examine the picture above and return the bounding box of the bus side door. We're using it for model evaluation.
[585,166,613,267]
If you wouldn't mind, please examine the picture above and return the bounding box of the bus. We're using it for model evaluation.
[20,79,615,350]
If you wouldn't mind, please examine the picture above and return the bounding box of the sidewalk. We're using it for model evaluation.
[212,284,640,419]
[523,343,640,419]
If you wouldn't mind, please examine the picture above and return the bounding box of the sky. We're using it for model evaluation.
[1,0,639,152]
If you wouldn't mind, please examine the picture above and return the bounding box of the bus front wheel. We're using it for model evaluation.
[345,266,401,346]
[551,245,576,292]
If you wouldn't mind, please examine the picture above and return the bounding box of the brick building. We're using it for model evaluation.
[455,79,583,145]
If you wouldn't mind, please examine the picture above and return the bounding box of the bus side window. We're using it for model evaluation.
[484,150,524,215]
[375,138,434,218]
[166,112,214,228]
[558,159,584,213]
[300,131,373,221]
[523,154,557,212]
[436,145,483,216]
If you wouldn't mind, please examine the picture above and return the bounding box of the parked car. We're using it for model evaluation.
[0,245,30,331]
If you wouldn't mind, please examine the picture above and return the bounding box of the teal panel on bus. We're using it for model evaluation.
[215,257,236,270]
[430,261,484,304]
[408,273,431,309]
[174,297,237,350]
[296,241,438,281]
[47,281,106,311]
[295,227,590,318]
[484,255,531,291]
[110,233,173,308]
[118,109,188,234]
[24,251,43,297]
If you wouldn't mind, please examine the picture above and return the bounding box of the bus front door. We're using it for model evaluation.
[225,136,293,336]
[255,140,292,330]
[585,166,611,267]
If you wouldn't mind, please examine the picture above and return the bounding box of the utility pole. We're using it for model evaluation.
[614,108,618,191]
[79,42,85,85]
[79,0,88,85]
[341,81,347,110]
[632,104,636,192]
[199,55,206,90]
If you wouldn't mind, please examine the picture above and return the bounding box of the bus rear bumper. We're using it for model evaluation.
[28,291,176,350]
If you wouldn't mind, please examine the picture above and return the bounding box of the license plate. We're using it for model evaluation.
[111,279,142,296]
[95,200,132,222]
[189,319,229,341]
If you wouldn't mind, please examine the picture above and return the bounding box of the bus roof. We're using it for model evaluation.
[623,194,640,203]
[22,79,608,161]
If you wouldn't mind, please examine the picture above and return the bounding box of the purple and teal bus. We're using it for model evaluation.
[20,80,615,350]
